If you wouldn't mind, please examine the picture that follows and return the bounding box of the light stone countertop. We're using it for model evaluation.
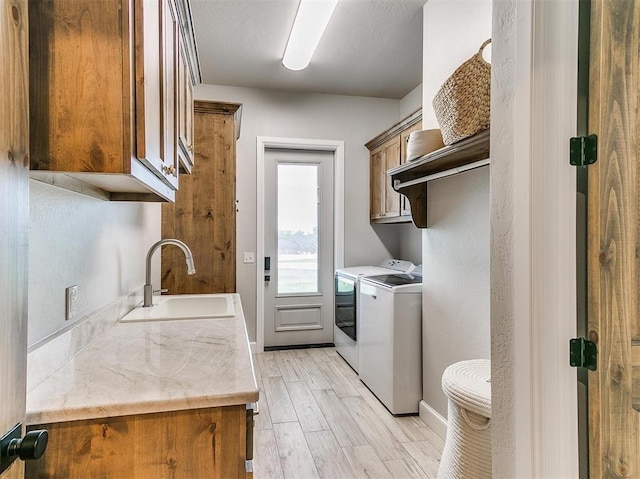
[26,294,258,425]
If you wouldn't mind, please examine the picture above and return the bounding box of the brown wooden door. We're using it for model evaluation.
[587,0,640,477]
[0,0,29,477]
[161,102,238,294]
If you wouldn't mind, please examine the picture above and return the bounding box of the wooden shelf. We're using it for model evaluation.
[371,214,413,225]
[388,128,490,228]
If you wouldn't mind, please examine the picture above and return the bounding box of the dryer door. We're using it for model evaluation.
[335,274,356,340]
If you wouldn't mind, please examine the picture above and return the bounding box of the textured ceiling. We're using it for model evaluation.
[190,0,426,99]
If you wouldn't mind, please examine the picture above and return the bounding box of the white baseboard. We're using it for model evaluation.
[250,341,257,354]
[419,400,448,440]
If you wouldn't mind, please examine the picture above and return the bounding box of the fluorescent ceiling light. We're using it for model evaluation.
[282,0,339,71]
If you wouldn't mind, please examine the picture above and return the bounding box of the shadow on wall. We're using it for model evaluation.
[371,222,422,265]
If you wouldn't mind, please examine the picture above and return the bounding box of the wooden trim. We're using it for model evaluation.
[194,100,242,115]
[370,215,413,225]
[194,101,243,138]
[365,108,422,151]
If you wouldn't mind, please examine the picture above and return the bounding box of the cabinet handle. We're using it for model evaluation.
[162,165,177,177]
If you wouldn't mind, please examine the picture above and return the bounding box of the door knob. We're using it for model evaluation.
[0,423,48,473]
[8,430,48,460]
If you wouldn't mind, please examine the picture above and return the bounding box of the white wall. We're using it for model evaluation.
[421,167,490,416]
[195,84,417,341]
[28,181,160,346]
[400,83,422,118]
[421,0,492,419]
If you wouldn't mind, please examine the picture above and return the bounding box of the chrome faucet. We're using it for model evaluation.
[143,239,196,307]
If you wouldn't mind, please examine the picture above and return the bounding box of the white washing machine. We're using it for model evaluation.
[334,259,415,372]
[358,267,422,414]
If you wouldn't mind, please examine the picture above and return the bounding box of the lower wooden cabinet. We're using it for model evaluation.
[26,405,252,479]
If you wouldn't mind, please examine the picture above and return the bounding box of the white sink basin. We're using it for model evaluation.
[120,294,235,322]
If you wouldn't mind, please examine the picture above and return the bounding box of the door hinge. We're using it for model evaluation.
[569,337,597,371]
[569,134,597,166]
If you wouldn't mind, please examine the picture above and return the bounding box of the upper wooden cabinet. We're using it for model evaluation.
[28,0,201,201]
[369,136,401,220]
[366,109,422,223]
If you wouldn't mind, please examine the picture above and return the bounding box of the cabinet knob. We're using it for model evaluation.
[188,144,193,152]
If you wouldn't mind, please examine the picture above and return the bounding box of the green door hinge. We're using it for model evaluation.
[569,337,597,371]
[570,134,598,166]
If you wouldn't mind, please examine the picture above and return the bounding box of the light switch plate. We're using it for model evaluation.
[243,252,255,264]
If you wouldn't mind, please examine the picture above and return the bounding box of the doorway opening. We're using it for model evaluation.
[256,137,344,353]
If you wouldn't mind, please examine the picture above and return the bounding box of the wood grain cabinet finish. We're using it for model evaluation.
[28,0,199,202]
[162,101,240,294]
[366,110,422,223]
[369,137,401,220]
[26,405,252,479]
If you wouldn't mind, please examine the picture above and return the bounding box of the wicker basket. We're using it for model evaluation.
[433,39,491,145]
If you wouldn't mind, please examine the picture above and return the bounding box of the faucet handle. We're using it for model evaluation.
[153,288,168,294]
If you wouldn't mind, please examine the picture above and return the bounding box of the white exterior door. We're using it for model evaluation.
[263,148,334,348]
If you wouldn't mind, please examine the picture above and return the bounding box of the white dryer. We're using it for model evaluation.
[358,268,422,414]
[334,259,414,372]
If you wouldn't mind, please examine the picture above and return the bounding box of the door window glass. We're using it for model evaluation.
[277,163,319,294]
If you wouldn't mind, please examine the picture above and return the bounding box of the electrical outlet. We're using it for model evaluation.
[243,252,255,264]
[65,285,78,321]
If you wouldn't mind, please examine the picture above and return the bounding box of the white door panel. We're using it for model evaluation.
[264,149,334,347]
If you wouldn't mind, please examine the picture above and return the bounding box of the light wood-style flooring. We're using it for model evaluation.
[252,347,443,478]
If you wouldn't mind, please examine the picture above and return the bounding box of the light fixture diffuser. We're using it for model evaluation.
[282,0,339,71]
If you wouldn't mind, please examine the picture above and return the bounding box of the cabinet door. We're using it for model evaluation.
[162,0,179,186]
[177,35,195,173]
[383,136,401,217]
[399,120,422,216]
[370,146,386,220]
[135,0,178,190]
[29,0,127,174]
